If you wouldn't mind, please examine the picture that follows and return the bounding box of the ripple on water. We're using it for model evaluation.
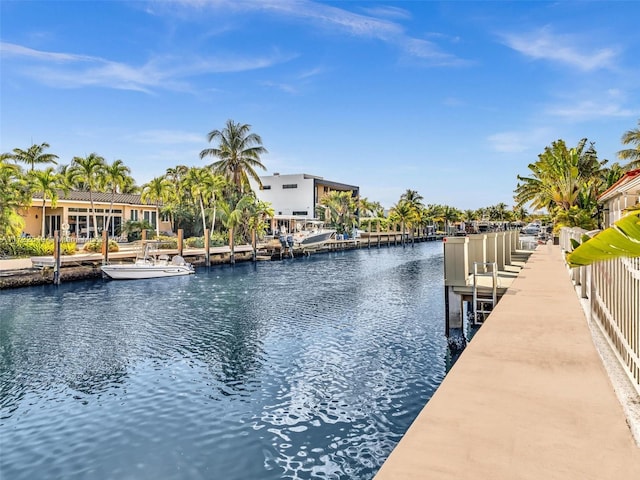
[1,243,447,479]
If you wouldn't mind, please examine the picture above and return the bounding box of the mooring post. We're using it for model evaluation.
[204,228,211,266]
[178,229,184,256]
[102,229,109,266]
[53,230,61,285]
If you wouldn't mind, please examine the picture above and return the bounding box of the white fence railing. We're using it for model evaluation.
[560,227,640,396]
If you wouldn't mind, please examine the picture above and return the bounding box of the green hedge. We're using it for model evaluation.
[0,237,77,257]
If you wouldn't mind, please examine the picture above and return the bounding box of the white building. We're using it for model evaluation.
[251,173,359,217]
[598,169,640,227]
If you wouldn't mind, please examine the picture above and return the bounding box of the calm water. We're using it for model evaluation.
[1,242,449,480]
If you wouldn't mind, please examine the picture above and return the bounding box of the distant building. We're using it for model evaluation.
[250,173,359,234]
[24,191,170,238]
[251,173,359,217]
[598,169,640,227]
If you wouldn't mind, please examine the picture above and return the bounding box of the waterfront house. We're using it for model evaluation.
[24,191,170,238]
[250,173,359,232]
[599,169,640,227]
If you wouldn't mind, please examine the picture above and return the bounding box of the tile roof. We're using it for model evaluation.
[32,190,157,206]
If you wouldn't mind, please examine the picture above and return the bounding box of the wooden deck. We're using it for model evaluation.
[375,244,640,479]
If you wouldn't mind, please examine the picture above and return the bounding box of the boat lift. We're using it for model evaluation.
[472,262,498,325]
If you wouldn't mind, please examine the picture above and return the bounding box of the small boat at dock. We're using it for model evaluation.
[279,220,336,254]
[101,241,194,280]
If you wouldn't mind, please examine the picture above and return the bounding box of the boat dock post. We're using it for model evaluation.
[101,230,109,266]
[53,230,61,285]
[177,229,184,257]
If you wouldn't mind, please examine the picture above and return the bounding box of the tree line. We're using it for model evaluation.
[2,118,639,248]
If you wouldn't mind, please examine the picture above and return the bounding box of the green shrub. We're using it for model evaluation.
[0,237,77,257]
[83,239,119,253]
[185,233,227,248]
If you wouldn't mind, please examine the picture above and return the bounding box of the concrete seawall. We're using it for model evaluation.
[376,244,640,479]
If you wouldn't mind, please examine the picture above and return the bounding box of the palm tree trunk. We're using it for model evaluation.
[105,189,116,237]
[199,196,207,234]
[89,191,98,238]
[41,199,47,237]
[155,204,160,238]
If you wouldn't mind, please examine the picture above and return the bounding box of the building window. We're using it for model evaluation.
[292,211,308,216]
[283,184,298,189]
[130,210,138,221]
[262,185,271,190]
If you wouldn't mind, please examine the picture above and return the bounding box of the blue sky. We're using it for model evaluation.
[1,1,639,210]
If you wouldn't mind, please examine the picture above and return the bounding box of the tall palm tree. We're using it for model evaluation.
[102,159,134,236]
[71,153,106,237]
[199,120,268,193]
[28,167,60,237]
[11,142,59,171]
[618,119,640,170]
[141,176,171,238]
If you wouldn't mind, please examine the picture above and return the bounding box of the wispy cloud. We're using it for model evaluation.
[166,0,465,65]
[547,100,636,120]
[544,88,638,121]
[501,27,618,71]
[0,41,292,93]
[487,132,530,154]
[487,128,552,154]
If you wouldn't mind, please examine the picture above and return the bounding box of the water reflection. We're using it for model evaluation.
[1,243,448,479]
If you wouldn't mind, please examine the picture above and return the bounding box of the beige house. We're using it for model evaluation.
[598,169,640,227]
[24,191,171,238]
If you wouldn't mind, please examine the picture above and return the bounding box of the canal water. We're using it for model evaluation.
[1,242,450,480]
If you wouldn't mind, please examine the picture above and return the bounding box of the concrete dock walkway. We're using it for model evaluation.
[376,244,640,479]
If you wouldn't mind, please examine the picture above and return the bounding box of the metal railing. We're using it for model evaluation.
[561,227,640,395]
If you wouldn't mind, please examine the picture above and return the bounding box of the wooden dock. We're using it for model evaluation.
[375,244,640,479]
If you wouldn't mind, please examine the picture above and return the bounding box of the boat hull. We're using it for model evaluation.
[101,264,194,280]
[294,230,335,251]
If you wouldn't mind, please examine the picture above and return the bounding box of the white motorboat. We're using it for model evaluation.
[101,242,194,280]
[521,222,541,235]
[280,220,336,254]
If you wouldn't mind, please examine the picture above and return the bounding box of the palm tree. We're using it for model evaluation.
[182,167,215,235]
[141,176,171,238]
[400,189,424,209]
[28,167,60,237]
[11,142,58,171]
[0,156,29,236]
[247,198,275,260]
[164,165,189,231]
[389,199,417,246]
[71,153,106,237]
[217,194,255,264]
[618,119,640,169]
[514,139,606,222]
[318,190,358,235]
[102,159,134,237]
[199,120,268,193]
